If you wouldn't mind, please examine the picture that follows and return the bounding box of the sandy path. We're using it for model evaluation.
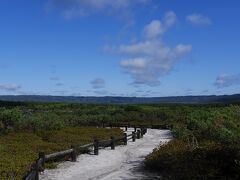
[40,128,172,180]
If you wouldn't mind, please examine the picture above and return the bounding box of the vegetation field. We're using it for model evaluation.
[145,104,240,179]
[0,100,240,179]
[0,102,123,179]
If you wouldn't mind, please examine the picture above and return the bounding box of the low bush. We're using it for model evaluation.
[145,140,240,179]
[145,105,240,179]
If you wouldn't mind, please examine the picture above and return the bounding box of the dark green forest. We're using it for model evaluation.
[0,100,240,179]
[1,94,240,104]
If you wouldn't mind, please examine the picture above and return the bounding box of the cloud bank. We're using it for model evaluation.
[215,74,240,88]
[46,0,149,19]
[50,77,60,81]
[91,78,106,89]
[0,84,21,92]
[143,11,177,39]
[187,14,211,26]
[107,11,192,86]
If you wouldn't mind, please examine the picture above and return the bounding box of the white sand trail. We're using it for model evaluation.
[40,129,172,180]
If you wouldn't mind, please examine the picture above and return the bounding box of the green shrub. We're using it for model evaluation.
[145,140,240,179]
[0,127,122,180]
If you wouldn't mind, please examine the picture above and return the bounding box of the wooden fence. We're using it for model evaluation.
[101,123,172,130]
[23,127,147,180]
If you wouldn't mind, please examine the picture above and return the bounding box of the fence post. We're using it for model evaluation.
[94,139,99,155]
[125,126,128,131]
[137,130,141,139]
[134,126,137,132]
[31,163,39,180]
[141,127,144,137]
[123,133,127,145]
[38,152,45,171]
[132,132,136,142]
[71,145,77,162]
[111,136,115,150]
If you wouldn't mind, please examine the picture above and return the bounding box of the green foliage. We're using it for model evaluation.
[145,140,240,179]
[145,105,240,179]
[0,107,22,134]
[15,112,65,132]
[0,127,122,180]
[1,102,193,133]
[1,101,240,179]
[186,105,240,145]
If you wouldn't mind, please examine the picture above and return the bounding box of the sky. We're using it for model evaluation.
[0,0,240,97]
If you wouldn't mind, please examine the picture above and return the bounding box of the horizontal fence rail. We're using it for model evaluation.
[23,126,152,180]
[101,123,173,130]
[45,149,73,162]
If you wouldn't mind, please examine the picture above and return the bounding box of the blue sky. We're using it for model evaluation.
[0,0,240,97]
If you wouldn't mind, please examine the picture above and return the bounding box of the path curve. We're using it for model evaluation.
[40,128,172,180]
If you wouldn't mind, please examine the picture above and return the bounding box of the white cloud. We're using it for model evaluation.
[50,77,59,81]
[143,20,164,39]
[91,78,106,89]
[47,0,149,19]
[55,83,64,87]
[143,11,177,39]
[0,84,21,92]
[187,14,211,26]
[120,58,147,68]
[164,11,177,28]
[118,43,191,86]
[107,11,192,87]
[214,74,240,88]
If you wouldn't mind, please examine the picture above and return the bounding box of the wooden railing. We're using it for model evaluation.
[104,123,173,131]
[23,127,147,180]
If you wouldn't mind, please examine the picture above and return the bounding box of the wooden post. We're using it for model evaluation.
[111,136,115,150]
[94,139,99,155]
[140,127,144,138]
[132,132,136,142]
[32,163,39,180]
[125,126,128,131]
[38,152,45,171]
[137,130,141,139]
[71,145,77,162]
[123,133,127,145]
[134,126,137,132]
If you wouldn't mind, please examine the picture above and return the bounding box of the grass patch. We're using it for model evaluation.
[0,127,122,180]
